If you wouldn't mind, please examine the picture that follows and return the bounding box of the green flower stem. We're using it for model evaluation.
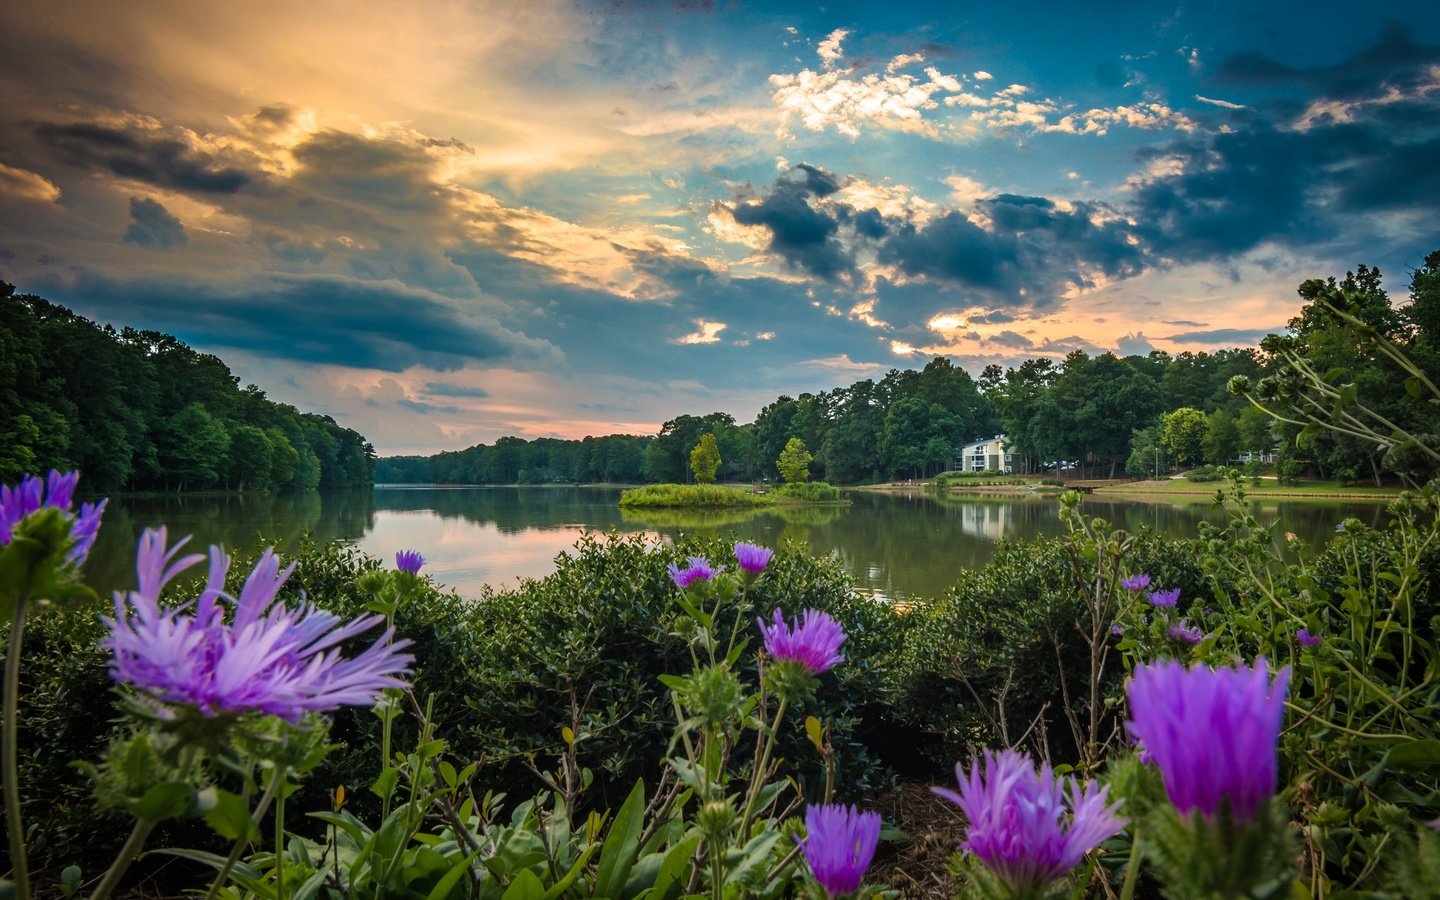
[275,776,287,900]
[738,696,786,840]
[1119,826,1142,900]
[90,745,198,900]
[87,816,158,900]
[3,594,31,900]
[204,769,280,900]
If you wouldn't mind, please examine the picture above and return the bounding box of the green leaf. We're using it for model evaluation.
[594,779,647,899]
[130,781,195,821]
[371,766,400,800]
[426,849,483,900]
[1384,739,1440,770]
[500,869,545,900]
[804,716,823,752]
[203,788,258,841]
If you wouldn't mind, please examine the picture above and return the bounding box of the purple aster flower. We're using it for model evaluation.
[799,804,882,897]
[733,541,773,575]
[758,608,846,674]
[0,470,106,566]
[1167,620,1204,644]
[105,528,414,723]
[1296,628,1321,647]
[1147,587,1181,607]
[395,549,425,575]
[934,749,1126,894]
[1120,573,1151,591]
[668,555,720,589]
[1126,658,1290,823]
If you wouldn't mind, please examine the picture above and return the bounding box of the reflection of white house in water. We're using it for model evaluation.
[957,435,1016,473]
[957,502,1013,541]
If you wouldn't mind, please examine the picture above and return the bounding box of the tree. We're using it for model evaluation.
[1125,425,1166,479]
[1203,409,1241,465]
[1236,407,1273,456]
[227,423,273,491]
[689,433,721,484]
[158,402,230,490]
[776,437,813,484]
[1161,407,1208,467]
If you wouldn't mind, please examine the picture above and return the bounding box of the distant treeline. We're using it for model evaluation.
[0,284,374,492]
[377,250,1440,488]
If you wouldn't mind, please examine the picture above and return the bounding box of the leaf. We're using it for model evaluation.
[371,767,400,800]
[500,869,545,900]
[804,716,823,752]
[594,779,647,899]
[1384,739,1440,770]
[130,781,195,821]
[203,788,258,841]
[425,849,483,900]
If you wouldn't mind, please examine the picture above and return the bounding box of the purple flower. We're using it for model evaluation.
[668,556,720,589]
[1110,624,1124,636]
[0,470,106,566]
[395,549,425,575]
[1296,628,1321,647]
[1126,659,1290,823]
[1120,573,1151,591]
[1167,620,1204,644]
[934,749,1126,893]
[799,804,881,897]
[1147,587,1181,608]
[733,541,773,575]
[105,528,414,723]
[758,608,846,674]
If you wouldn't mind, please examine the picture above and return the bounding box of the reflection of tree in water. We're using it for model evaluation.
[619,506,767,531]
[374,486,631,534]
[772,504,847,526]
[86,489,376,593]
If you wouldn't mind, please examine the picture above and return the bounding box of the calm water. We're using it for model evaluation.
[86,486,1394,602]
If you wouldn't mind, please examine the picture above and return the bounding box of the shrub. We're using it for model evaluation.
[617,483,771,508]
[772,481,842,502]
[1182,465,1226,482]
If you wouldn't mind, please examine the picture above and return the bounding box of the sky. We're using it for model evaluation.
[2,0,1439,455]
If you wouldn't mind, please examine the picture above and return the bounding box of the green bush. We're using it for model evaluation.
[771,480,842,502]
[617,483,771,508]
[1182,465,1226,482]
[11,531,903,873]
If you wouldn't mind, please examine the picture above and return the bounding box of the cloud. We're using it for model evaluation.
[423,381,491,398]
[1163,326,1284,345]
[35,120,258,194]
[39,272,555,372]
[675,319,727,344]
[122,196,187,250]
[1196,94,1246,110]
[729,164,858,280]
[0,163,61,202]
[1115,331,1155,355]
[817,28,849,68]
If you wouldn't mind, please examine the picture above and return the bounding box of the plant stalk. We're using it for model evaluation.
[4,595,31,900]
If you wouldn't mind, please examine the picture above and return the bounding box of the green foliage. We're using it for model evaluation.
[1161,407,1208,466]
[689,432,722,484]
[776,437,813,484]
[617,484,771,508]
[1182,465,1226,482]
[0,287,375,492]
[771,481,841,501]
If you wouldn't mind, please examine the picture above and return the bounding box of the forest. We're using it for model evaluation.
[379,251,1440,488]
[0,284,374,492]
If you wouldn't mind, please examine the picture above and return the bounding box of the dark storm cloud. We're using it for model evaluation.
[289,130,442,214]
[397,399,465,414]
[731,163,856,281]
[1215,23,1439,99]
[987,331,1035,349]
[876,195,1145,306]
[122,197,186,250]
[34,122,256,194]
[37,273,554,372]
[1163,326,1283,344]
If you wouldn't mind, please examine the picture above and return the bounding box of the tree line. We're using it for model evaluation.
[379,250,1440,488]
[0,284,375,492]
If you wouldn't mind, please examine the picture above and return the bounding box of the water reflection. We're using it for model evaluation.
[87,485,1394,603]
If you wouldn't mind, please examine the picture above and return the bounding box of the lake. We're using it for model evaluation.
[83,485,1395,602]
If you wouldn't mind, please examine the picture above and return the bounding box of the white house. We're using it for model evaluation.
[958,435,1015,473]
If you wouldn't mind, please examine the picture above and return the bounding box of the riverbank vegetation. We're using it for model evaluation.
[0,283,373,492]
[617,483,773,508]
[374,251,1440,493]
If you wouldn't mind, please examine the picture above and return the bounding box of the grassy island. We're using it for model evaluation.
[617,482,774,508]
